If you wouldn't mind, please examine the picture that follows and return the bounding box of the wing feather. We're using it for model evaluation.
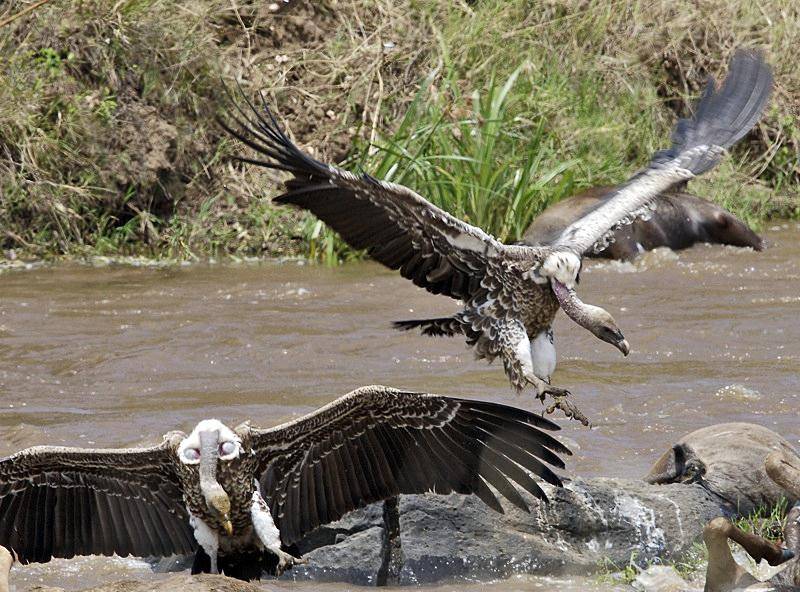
[220,94,511,301]
[552,49,772,255]
[250,386,570,545]
[0,444,195,563]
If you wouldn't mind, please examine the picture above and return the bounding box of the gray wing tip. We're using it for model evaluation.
[664,48,773,175]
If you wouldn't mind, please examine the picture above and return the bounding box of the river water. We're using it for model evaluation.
[1,224,799,590]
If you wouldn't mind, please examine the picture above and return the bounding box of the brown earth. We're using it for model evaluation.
[0,0,797,257]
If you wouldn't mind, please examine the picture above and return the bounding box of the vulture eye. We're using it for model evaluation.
[183,448,200,461]
[219,441,237,457]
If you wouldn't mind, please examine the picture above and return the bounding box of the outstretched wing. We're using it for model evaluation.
[552,49,772,255]
[219,93,508,301]
[0,442,195,563]
[249,386,571,545]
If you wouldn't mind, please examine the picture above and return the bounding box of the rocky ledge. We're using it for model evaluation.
[19,423,800,590]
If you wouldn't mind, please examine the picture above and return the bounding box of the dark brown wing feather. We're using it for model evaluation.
[219,91,512,300]
[0,443,195,563]
[249,386,571,545]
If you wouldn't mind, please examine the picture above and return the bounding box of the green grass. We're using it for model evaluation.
[287,0,798,263]
[299,66,587,262]
[732,497,789,541]
[594,544,707,587]
[1,0,798,261]
[594,501,791,587]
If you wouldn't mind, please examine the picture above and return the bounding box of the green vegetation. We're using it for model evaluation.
[732,497,789,541]
[1,0,798,262]
[595,544,706,587]
[595,500,790,587]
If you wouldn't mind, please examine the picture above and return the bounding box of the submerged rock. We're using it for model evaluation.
[28,574,270,592]
[632,565,692,592]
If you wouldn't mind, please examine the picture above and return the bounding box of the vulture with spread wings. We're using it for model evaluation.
[221,50,772,425]
[0,386,569,580]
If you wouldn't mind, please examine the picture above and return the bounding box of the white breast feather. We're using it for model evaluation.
[189,512,219,555]
[531,329,557,382]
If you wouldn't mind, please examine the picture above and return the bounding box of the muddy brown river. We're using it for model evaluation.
[1,224,799,590]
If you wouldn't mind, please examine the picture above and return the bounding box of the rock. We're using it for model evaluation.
[632,565,693,592]
[520,188,762,260]
[287,478,720,585]
[645,423,800,514]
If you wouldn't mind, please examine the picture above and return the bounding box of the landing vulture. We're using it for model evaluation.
[0,386,569,580]
[221,50,772,425]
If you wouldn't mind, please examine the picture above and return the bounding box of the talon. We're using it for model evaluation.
[546,396,592,427]
[274,549,305,575]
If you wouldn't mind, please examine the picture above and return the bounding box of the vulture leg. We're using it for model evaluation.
[500,320,590,426]
[530,328,557,385]
[251,490,305,575]
[190,514,220,574]
[546,396,591,427]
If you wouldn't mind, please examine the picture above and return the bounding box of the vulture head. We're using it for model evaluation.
[177,419,243,535]
[550,279,630,356]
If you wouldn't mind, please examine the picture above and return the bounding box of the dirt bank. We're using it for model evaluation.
[1,0,797,259]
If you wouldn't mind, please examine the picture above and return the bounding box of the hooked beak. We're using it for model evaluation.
[199,430,234,535]
[617,338,630,357]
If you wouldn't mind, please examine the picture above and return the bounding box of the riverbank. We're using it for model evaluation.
[1,1,798,263]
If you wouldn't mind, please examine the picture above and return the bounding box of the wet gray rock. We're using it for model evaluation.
[287,478,721,585]
[285,423,800,586]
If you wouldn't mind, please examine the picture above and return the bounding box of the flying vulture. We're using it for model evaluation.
[221,50,772,425]
[0,386,570,580]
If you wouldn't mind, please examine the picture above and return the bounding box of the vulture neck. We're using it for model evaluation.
[198,431,232,534]
[551,280,602,330]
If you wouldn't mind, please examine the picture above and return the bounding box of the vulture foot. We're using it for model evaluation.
[546,395,591,427]
[273,549,307,576]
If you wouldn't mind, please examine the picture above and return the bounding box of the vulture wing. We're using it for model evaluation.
[249,386,571,545]
[551,49,772,256]
[0,442,195,563]
[219,93,508,301]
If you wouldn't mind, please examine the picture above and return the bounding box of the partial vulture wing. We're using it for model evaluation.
[249,386,571,545]
[219,94,507,301]
[0,442,195,563]
[552,50,772,256]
